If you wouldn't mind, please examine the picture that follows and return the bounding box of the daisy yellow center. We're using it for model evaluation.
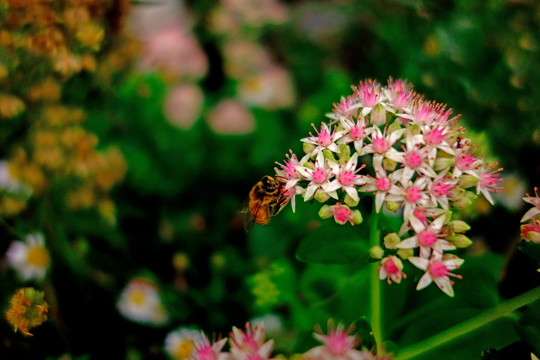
[26,246,50,268]
[175,340,194,359]
[129,289,147,306]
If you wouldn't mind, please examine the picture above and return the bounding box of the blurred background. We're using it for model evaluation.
[1,0,539,359]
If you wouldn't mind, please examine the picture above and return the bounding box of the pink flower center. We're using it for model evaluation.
[284,160,298,178]
[349,125,364,140]
[317,127,332,147]
[406,152,422,168]
[455,152,478,171]
[393,92,409,108]
[326,331,351,355]
[406,187,422,203]
[418,231,436,246]
[432,180,454,197]
[312,168,326,184]
[413,208,428,223]
[429,261,448,278]
[372,137,388,153]
[425,127,445,145]
[384,258,399,274]
[375,177,391,191]
[339,171,355,185]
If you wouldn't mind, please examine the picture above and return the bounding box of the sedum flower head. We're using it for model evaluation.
[5,287,48,336]
[273,78,502,296]
[6,232,50,281]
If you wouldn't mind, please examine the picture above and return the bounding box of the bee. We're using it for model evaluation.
[240,175,286,231]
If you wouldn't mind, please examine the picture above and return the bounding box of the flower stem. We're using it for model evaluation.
[369,205,383,355]
[396,285,540,360]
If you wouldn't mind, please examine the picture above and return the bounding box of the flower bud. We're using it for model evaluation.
[173,252,190,272]
[318,204,332,219]
[303,142,316,156]
[434,158,454,171]
[338,144,350,161]
[521,223,540,243]
[386,201,400,212]
[384,232,401,249]
[387,120,403,134]
[371,103,387,126]
[451,191,476,209]
[322,149,335,162]
[449,220,471,233]
[459,174,478,189]
[447,234,473,248]
[383,158,398,171]
[344,193,359,207]
[352,209,363,224]
[397,248,414,259]
[369,245,384,259]
[314,189,331,203]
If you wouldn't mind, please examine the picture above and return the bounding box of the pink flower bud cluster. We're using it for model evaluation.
[520,187,540,244]
[275,79,502,297]
[188,322,386,360]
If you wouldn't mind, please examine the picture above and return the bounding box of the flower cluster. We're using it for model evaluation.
[163,322,383,360]
[520,187,540,244]
[0,0,131,220]
[275,79,502,296]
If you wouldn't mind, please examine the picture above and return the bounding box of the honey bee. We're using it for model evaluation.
[240,175,286,231]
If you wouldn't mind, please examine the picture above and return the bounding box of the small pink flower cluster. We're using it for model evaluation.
[189,322,383,360]
[520,187,540,243]
[275,79,502,297]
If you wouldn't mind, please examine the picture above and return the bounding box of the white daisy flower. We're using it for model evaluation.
[117,278,168,326]
[164,327,203,360]
[6,232,50,281]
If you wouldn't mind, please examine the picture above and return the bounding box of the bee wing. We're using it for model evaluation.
[238,196,256,232]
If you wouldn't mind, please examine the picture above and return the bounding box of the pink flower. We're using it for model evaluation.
[206,99,255,135]
[329,204,356,225]
[409,254,464,297]
[326,154,367,203]
[229,323,276,360]
[140,24,208,81]
[304,322,373,360]
[379,256,406,284]
[397,214,455,258]
[297,152,337,201]
[302,123,344,155]
[192,334,229,360]
[521,187,540,222]
[476,162,503,205]
[164,84,204,129]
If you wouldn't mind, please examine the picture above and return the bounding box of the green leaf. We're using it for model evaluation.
[296,224,369,264]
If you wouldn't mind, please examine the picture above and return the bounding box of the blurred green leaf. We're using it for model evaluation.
[296,224,369,264]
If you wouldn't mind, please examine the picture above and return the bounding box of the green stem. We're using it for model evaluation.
[396,285,540,360]
[369,205,383,355]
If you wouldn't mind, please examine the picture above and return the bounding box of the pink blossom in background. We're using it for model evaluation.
[206,99,255,135]
[139,24,208,81]
[164,84,204,130]
[222,40,274,79]
[238,66,296,110]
